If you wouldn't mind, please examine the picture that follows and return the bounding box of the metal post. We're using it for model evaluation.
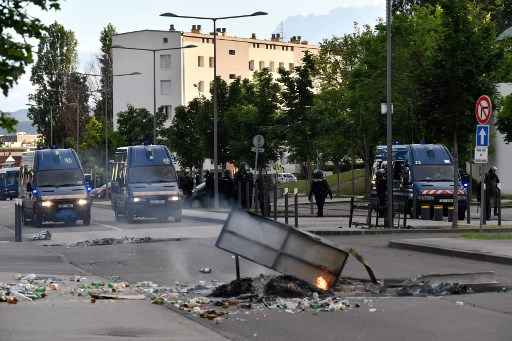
[386,0,393,229]
[213,19,220,209]
[253,147,259,209]
[349,196,354,228]
[238,181,242,209]
[245,181,250,209]
[153,50,157,144]
[76,93,80,151]
[50,106,53,147]
[273,183,277,221]
[294,189,299,228]
[480,167,485,229]
[466,178,471,224]
[284,189,289,225]
[104,88,109,185]
[498,188,502,226]
[235,255,240,280]
[15,203,22,242]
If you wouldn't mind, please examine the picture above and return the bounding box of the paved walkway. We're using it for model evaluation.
[389,237,512,264]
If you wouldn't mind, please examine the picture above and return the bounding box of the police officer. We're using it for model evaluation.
[484,166,500,219]
[308,170,333,217]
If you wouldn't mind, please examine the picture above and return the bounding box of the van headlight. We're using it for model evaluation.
[77,199,88,206]
[169,195,180,201]
[41,201,53,208]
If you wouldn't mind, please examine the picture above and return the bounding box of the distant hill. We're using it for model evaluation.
[275,5,384,44]
[0,108,37,134]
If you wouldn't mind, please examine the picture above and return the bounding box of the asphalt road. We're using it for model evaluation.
[2,200,512,340]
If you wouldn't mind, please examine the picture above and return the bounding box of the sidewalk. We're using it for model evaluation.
[389,237,512,265]
[0,243,228,341]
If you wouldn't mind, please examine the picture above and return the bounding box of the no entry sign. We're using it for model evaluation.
[475,95,493,124]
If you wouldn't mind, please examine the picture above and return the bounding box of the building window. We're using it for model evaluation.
[265,44,268,49]
[278,62,285,70]
[249,60,255,71]
[209,57,214,68]
[229,74,237,79]
[291,46,294,51]
[257,43,260,48]
[197,81,205,92]
[160,54,172,69]
[198,56,204,67]
[259,61,265,71]
[269,61,275,72]
[159,105,173,120]
[228,49,236,55]
[160,80,171,95]
[289,63,294,70]
[163,37,168,44]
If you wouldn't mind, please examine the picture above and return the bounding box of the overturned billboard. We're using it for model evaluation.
[216,210,349,290]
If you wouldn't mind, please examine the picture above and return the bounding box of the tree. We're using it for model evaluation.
[94,23,116,126]
[0,0,60,97]
[28,22,90,148]
[163,99,210,170]
[116,105,166,146]
[80,116,103,150]
[497,93,512,143]
[278,51,319,179]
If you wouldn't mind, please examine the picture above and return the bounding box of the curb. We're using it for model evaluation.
[388,239,512,265]
[308,227,512,236]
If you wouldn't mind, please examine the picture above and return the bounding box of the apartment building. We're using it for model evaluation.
[112,25,319,127]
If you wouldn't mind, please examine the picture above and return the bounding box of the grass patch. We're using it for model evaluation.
[278,169,367,196]
[462,232,512,240]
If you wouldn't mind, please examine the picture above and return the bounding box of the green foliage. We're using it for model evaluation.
[28,22,89,148]
[80,116,103,150]
[116,105,166,146]
[497,94,512,143]
[0,0,60,97]
[94,23,116,126]
[0,112,17,132]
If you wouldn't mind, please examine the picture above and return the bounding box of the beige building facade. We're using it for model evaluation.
[112,26,318,127]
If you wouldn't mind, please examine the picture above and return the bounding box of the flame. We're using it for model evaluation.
[315,276,328,290]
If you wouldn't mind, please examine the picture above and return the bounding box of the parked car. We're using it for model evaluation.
[277,173,298,183]
[91,184,109,199]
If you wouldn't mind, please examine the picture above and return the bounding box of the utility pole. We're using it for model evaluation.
[386,0,393,228]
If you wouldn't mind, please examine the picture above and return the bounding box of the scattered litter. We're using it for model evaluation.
[456,301,464,306]
[369,308,377,312]
[70,236,155,247]
[32,230,51,241]
[199,267,213,274]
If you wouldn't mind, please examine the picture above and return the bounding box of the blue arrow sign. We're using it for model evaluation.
[476,125,490,147]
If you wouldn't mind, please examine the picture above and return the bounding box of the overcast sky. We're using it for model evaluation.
[0,0,384,112]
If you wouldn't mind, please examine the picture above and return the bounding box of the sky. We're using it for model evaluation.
[0,0,384,113]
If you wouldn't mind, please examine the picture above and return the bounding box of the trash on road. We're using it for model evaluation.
[70,236,156,247]
[32,230,51,241]
[199,267,213,274]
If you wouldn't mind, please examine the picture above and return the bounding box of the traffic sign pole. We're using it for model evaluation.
[474,95,493,229]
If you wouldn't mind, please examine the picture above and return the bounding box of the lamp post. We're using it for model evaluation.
[160,11,267,208]
[386,0,393,228]
[111,45,196,145]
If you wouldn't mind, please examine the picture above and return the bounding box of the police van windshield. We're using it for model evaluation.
[414,165,453,182]
[5,171,18,186]
[36,169,84,187]
[128,165,177,184]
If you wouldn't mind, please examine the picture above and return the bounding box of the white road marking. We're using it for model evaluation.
[97,223,123,232]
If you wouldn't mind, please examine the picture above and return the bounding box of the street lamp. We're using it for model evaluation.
[74,71,141,181]
[111,44,196,145]
[385,0,393,228]
[160,10,268,208]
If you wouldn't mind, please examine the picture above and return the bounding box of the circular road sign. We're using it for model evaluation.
[475,95,493,125]
[252,135,265,148]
